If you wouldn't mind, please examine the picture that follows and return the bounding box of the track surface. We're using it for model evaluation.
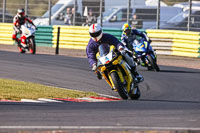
[0,51,200,131]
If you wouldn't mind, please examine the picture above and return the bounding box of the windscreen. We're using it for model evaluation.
[103,8,118,20]
[167,11,188,23]
[98,44,110,57]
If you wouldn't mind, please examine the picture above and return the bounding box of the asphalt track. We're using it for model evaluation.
[0,50,200,132]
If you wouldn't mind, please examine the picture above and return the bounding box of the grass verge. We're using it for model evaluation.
[0,78,98,101]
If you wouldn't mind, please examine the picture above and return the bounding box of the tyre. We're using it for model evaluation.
[147,55,160,72]
[18,47,26,53]
[110,71,128,100]
[29,38,36,54]
[129,85,141,100]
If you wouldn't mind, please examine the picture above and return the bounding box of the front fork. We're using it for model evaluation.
[101,68,126,91]
[109,66,133,93]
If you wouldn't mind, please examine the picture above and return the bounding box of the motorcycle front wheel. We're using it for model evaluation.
[147,55,160,72]
[110,71,128,100]
[129,85,141,100]
[29,37,36,54]
[18,47,26,53]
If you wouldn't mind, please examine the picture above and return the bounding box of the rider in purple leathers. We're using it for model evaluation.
[86,23,143,82]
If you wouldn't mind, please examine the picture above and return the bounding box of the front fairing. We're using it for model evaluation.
[97,44,117,68]
[21,24,36,38]
[134,40,152,56]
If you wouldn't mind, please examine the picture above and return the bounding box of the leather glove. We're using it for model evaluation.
[34,25,37,30]
[118,45,126,55]
[92,63,102,80]
[16,29,20,34]
[92,63,97,71]
[118,45,124,51]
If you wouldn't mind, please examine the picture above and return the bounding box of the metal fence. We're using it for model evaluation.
[1,0,200,31]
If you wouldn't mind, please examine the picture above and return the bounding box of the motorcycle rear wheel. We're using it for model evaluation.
[147,55,160,72]
[110,71,128,100]
[29,38,36,54]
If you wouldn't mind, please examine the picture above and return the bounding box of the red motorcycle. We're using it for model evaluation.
[16,24,36,54]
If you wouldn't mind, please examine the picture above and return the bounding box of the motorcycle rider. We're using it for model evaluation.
[86,23,143,83]
[12,8,36,47]
[121,23,151,52]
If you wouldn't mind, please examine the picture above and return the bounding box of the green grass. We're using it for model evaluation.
[0,78,97,101]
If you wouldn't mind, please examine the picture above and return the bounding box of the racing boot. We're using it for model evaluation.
[131,67,144,83]
[132,69,144,83]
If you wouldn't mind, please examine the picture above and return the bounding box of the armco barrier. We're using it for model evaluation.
[0,23,13,45]
[52,26,123,50]
[52,25,90,49]
[35,26,53,47]
[103,28,122,40]
[0,23,53,47]
[146,29,200,58]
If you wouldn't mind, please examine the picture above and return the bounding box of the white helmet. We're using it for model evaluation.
[89,23,103,42]
[17,8,25,18]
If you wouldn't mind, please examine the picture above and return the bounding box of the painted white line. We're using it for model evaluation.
[97,94,121,99]
[78,97,107,102]
[21,99,44,103]
[0,126,200,130]
[38,98,63,103]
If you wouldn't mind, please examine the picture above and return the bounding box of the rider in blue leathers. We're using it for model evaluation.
[86,23,143,82]
[121,23,150,52]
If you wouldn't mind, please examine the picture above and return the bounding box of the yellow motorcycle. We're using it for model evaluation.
[96,44,141,100]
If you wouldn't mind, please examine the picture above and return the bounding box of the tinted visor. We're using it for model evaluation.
[124,29,131,35]
[19,12,24,16]
[89,30,102,38]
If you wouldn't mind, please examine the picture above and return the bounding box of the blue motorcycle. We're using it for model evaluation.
[133,39,160,72]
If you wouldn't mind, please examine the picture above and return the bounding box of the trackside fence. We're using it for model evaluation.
[0,23,200,58]
[103,28,122,40]
[147,29,200,58]
[52,26,123,49]
[52,26,90,49]
[35,26,53,47]
[0,23,53,47]
[0,23,13,45]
